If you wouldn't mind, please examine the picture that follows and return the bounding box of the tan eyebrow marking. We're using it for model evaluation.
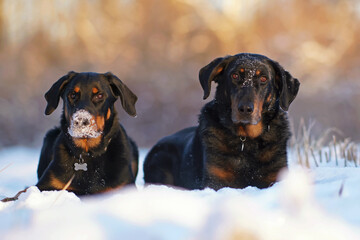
[92,88,99,94]
[74,86,80,93]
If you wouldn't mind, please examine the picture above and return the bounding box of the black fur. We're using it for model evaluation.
[144,53,300,190]
[37,72,138,195]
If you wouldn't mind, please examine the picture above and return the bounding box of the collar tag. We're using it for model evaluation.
[74,154,87,171]
[74,162,87,171]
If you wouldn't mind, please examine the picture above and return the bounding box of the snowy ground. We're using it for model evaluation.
[0,147,360,240]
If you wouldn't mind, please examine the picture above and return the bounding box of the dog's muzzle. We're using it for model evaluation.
[68,110,102,138]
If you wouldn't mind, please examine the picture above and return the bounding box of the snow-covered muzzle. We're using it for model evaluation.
[68,109,102,138]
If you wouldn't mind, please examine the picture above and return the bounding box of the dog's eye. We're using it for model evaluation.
[232,73,239,80]
[94,93,104,101]
[260,76,267,83]
[70,92,77,100]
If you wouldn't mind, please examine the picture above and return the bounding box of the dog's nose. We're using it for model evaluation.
[74,118,90,127]
[238,103,254,114]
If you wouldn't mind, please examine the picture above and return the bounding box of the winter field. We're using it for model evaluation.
[0,146,360,240]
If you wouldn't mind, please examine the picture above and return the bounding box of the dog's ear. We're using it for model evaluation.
[44,71,77,115]
[105,72,138,117]
[269,60,300,111]
[199,56,234,100]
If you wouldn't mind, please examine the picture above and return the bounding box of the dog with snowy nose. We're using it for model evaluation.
[36,72,138,195]
[144,53,300,190]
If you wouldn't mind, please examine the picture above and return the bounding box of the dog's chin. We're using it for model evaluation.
[232,117,261,126]
[73,135,102,140]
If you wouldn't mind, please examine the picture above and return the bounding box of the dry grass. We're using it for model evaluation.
[0,0,359,148]
[1,188,28,202]
[291,118,359,168]
[0,163,13,174]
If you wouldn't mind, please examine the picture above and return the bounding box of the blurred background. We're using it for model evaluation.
[0,0,359,148]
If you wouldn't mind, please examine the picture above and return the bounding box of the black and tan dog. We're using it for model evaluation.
[144,53,300,190]
[36,72,139,195]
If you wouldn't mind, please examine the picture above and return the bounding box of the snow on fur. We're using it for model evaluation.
[68,110,102,138]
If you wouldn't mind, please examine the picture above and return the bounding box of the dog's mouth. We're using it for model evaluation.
[68,110,102,139]
[230,96,263,126]
[231,111,261,126]
[232,117,261,125]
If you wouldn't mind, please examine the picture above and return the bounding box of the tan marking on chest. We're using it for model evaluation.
[237,121,264,139]
[245,121,263,139]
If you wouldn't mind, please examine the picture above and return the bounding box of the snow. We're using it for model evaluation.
[0,147,360,240]
[68,110,102,138]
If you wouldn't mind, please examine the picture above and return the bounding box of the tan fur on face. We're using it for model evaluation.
[231,94,263,125]
[252,98,263,124]
[106,108,111,120]
[236,96,264,138]
[74,86,80,93]
[236,98,264,138]
[96,116,105,131]
[92,88,99,94]
[266,94,272,103]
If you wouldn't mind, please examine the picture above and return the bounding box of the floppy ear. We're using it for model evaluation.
[105,72,138,117]
[199,56,234,100]
[44,71,77,115]
[270,60,300,111]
